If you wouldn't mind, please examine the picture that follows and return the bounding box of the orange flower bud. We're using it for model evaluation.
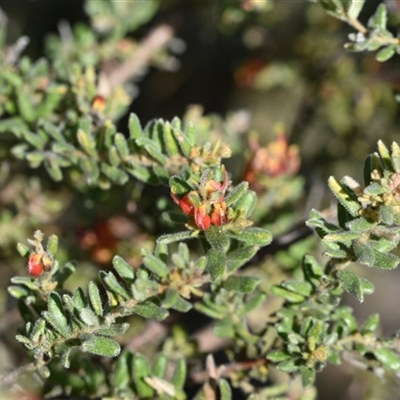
[92,95,106,112]
[211,202,228,226]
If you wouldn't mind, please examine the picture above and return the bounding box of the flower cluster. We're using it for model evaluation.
[244,131,300,187]
[171,167,230,231]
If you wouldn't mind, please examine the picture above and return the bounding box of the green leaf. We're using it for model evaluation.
[8,285,30,299]
[281,280,313,297]
[17,243,30,258]
[377,140,393,171]
[174,128,192,158]
[233,190,257,217]
[54,342,73,368]
[237,292,266,316]
[228,227,272,246]
[271,286,305,303]
[10,276,39,290]
[177,242,189,263]
[73,287,86,308]
[222,275,260,293]
[133,354,154,397]
[108,146,120,167]
[162,288,180,309]
[142,249,169,278]
[101,163,129,185]
[42,310,70,337]
[42,121,65,143]
[171,358,186,389]
[152,353,169,378]
[81,336,121,357]
[96,323,130,337]
[44,157,63,182]
[43,293,69,336]
[205,226,230,252]
[277,359,299,373]
[17,92,35,123]
[225,181,249,206]
[227,246,258,272]
[206,248,226,281]
[376,45,396,62]
[194,302,225,319]
[26,151,44,168]
[30,319,47,342]
[114,133,129,160]
[113,255,135,281]
[101,271,130,299]
[267,350,292,363]
[157,230,196,245]
[219,379,232,400]
[361,313,380,335]
[213,317,235,338]
[354,242,399,269]
[79,307,99,326]
[300,367,316,387]
[133,302,168,321]
[15,334,33,349]
[337,270,374,302]
[374,348,400,371]
[380,204,394,225]
[172,296,193,312]
[112,351,132,389]
[369,3,388,31]
[328,176,361,217]
[77,128,96,157]
[136,137,166,165]
[163,122,180,156]
[46,235,58,256]
[88,281,103,316]
[347,0,365,20]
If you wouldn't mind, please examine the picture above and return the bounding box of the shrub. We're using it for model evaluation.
[1,1,400,399]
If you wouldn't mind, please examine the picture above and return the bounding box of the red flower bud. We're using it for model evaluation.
[27,253,45,277]
[171,192,195,215]
[194,204,211,230]
[27,252,53,277]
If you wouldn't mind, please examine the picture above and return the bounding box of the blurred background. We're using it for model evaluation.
[1,0,400,399]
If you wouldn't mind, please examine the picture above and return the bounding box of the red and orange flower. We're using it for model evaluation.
[171,168,230,231]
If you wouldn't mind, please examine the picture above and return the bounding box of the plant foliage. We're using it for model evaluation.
[2,1,400,399]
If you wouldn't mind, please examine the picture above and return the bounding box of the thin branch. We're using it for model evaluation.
[0,362,38,386]
[125,320,168,352]
[98,24,175,97]
[190,357,267,384]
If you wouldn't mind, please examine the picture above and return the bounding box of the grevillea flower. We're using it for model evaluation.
[244,132,300,187]
[171,168,231,230]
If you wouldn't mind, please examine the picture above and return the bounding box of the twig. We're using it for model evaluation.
[125,320,168,352]
[0,362,37,386]
[190,357,267,384]
[98,24,175,97]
